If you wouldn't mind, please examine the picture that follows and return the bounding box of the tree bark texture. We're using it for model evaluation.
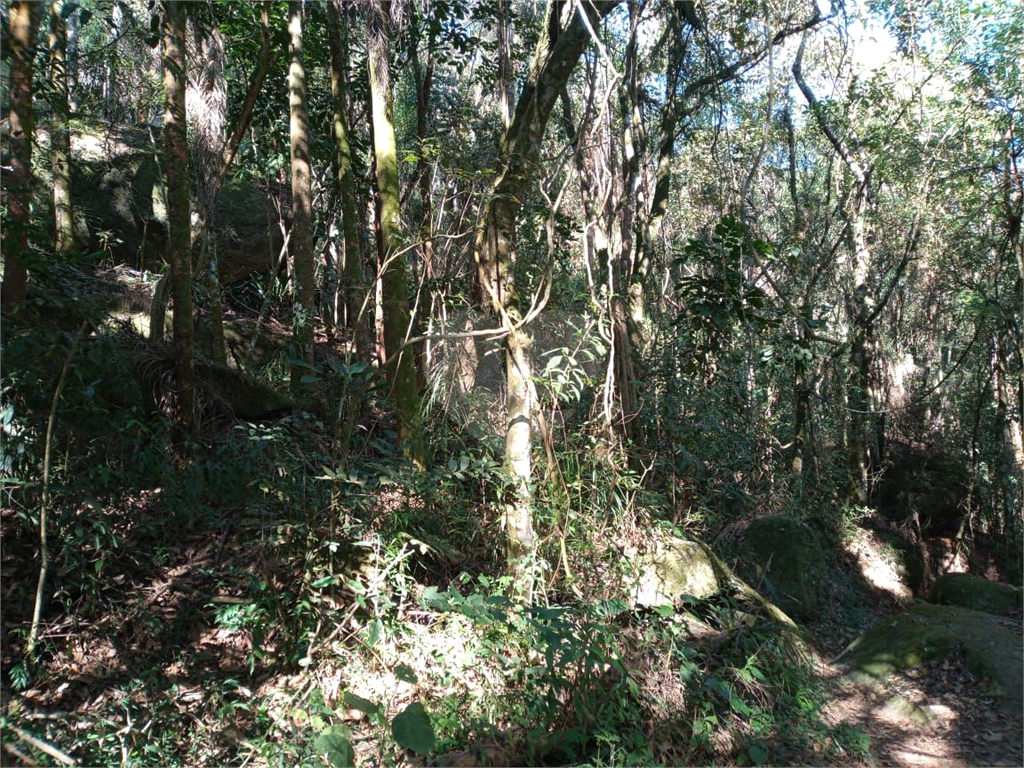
[50,1,74,256]
[288,0,316,395]
[1,2,41,310]
[474,0,621,596]
[328,0,370,359]
[368,0,425,468]
[161,1,196,448]
[186,8,228,365]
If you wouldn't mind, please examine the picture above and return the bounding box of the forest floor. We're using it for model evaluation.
[803,537,1024,768]
[818,650,1023,768]
[4,491,1021,768]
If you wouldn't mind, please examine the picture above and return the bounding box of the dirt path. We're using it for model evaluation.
[820,621,1023,767]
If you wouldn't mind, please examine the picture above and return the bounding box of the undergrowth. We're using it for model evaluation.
[0,309,872,767]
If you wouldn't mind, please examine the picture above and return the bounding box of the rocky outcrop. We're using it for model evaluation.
[928,573,1023,617]
[873,442,973,537]
[623,531,798,629]
[833,602,1023,713]
[34,119,286,282]
[734,516,827,621]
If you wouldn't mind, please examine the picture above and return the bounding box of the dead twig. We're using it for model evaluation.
[6,723,79,765]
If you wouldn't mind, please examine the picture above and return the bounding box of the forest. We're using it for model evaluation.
[0,0,1021,765]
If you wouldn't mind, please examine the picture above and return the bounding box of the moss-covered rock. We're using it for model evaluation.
[32,120,286,281]
[628,536,721,607]
[834,602,1023,712]
[928,573,1023,617]
[738,516,826,621]
[194,361,292,420]
[625,533,798,629]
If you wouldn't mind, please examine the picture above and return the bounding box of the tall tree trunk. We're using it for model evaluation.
[161,1,196,451]
[186,7,228,365]
[1,2,41,311]
[50,1,74,257]
[783,103,813,482]
[288,0,316,396]
[367,0,425,468]
[474,0,621,599]
[409,3,436,392]
[794,34,877,507]
[149,3,280,345]
[617,3,650,353]
[496,0,514,133]
[328,0,370,360]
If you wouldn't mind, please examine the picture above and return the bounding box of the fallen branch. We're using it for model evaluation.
[6,723,78,766]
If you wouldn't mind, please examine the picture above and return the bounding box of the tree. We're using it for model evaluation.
[50,0,75,257]
[794,33,883,507]
[161,0,196,451]
[1,1,42,311]
[327,0,370,360]
[367,0,425,468]
[407,0,438,389]
[148,1,282,346]
[474,0,622,599]
[185,5,229,365]
[287,0,316,396]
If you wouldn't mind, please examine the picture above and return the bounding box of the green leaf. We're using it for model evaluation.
[421,586,452,611]
[343,691,382,717]
[312,724,355,768]
[394,663,419,684]
[284,357,319,371]
[391,702,436,755]
[365,618,384,646]
[730,695,753,716]
[747,742,769,766]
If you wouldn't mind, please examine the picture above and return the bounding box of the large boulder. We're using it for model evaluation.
[33,120,286,282]
[212,179,285,282]
[623,532,797,629]
[928,573,1023,617]
[736,516,827,621]
[627,536,721,607]
[70,123,168,264]
[833,602,1023,713]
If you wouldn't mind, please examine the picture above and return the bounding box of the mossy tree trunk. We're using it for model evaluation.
[50,1,74,257]
[328,0,370,360]
[367,0,425,468]
[1,2,41,311]
[474,0,621,599]
[288,0,316,396]
[148,3,279,346]
[161,1,196,450]
[408,3,436,391]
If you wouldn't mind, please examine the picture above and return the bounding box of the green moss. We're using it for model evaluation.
[836,603,1023,712]
[929,573,1023,617]
[741,516,826,621]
